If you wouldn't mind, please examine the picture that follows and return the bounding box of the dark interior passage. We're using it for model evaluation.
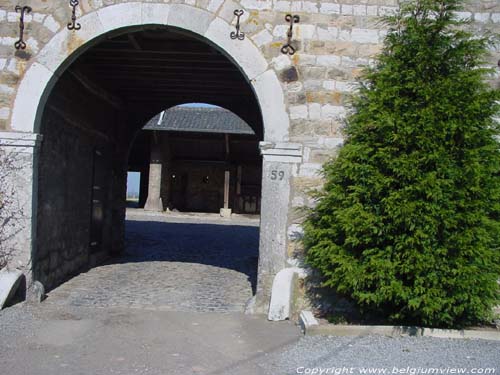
[35,27,263,291]
[129,105,262,215]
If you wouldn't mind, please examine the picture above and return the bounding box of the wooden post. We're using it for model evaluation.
[236,165,242,195]
[224,170,230,209]
[220,170,232,217]
[225,134,230,161]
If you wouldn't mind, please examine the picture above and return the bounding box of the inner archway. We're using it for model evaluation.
[35,26,264,311]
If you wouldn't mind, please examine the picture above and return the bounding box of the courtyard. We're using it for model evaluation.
[45,210,260,313]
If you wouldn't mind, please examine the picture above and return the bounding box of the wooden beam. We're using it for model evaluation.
[91,47,219,56]
[119,88,250,95]
[127,34,142,50]
[237,165,242,195]
[87,63,239,72]
[46,104,112,142]
[225,134,230,160]
[68,67,125,110]
[112,82,249,91]
[92,71,244,82]
[85,54,229,65]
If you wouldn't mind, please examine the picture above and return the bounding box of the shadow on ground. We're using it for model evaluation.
[115,220,259,293]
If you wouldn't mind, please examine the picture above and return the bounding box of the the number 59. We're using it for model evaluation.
[270,170,285,181]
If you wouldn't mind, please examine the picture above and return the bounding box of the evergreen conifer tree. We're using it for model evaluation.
[304,0,500,327]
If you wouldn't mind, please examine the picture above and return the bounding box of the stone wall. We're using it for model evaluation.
[35,73,119,290]
[0,132,40,281]
[0,0,498,132]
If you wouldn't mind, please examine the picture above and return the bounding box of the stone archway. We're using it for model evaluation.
[8,3,303,312]
[11,3,289,141]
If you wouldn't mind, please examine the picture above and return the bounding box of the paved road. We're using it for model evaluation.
[46,212,259,312]
[1,212,498,375]
[1,303,498,375]
[0,303,299,375]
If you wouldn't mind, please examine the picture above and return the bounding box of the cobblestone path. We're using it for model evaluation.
[46,212,259,313]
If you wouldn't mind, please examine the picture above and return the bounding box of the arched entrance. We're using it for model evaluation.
[11,3,302,312]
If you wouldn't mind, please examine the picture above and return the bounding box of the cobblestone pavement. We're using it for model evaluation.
[46,211,260,313]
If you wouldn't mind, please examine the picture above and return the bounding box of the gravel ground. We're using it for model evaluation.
[0,302,499,375]
[261,335,500,375]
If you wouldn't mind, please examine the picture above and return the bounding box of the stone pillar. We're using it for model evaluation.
[160,136,171,210]
[0,132,42,286]
[138,166,149,208]
[254,142,302,314]
[144,137,163,212]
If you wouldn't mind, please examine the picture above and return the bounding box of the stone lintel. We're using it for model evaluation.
[0,132,43,150]
[259,141,303,163]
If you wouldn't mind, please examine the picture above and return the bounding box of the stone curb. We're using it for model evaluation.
[299,311,500,341]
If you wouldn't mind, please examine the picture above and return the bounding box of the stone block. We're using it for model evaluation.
[26,280,45,304]
[299,310,319,333]
[322,104,347,120]
[36,11,105,73]
[353,5,367,16]
[268,267,305,321]
[218,0,241,22]
[317,55,341,67]
[317,27,338,41]
[290,105,308,120]
[351,28,379,44]
[320,3,340,14]
[341,4,353,15]
[474,13,490,23]
[253,29,273,47]
[205,18,268,80]
[308,103,321,120]
[253,70,289,142]
[303,2,319,13]
[240,0,272,10]
[287,224,304,241]
[142,3,171,25]
[280,66,299,82]
[168,4,214,36]
[219,208,232,217]
[274,1,291,12]
[11,63,53,132]
[43,15,61,33]
[296,25,316,40]
[298,163,322,178]
[145,197,163,212]
[0,269,24,309]
[208,0,224,12]
[379,6,397,16]
[271,55,292,71]
[367,6,378,16]
[98,2,142,34]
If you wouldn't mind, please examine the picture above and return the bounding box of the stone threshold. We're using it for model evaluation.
[125,208,260,223]
[299,311,500,341]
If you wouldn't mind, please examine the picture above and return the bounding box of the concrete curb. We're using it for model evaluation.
[299,311,500,341]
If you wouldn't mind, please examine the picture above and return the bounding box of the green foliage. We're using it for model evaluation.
[304,0,500,328]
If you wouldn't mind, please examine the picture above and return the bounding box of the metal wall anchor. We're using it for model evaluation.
[14,5,31,50]
[281,14,300,55]
[67,0,81,30]
[230,10,245,40]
